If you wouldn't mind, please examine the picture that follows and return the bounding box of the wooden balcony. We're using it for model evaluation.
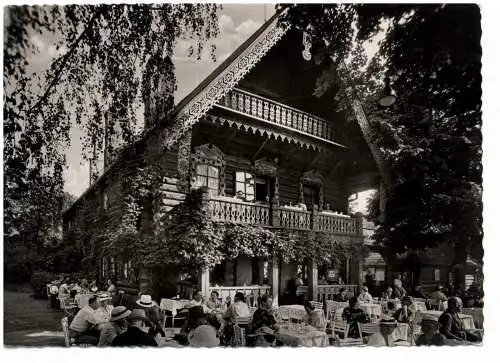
[216,88,341,144]
[206,196,361,236]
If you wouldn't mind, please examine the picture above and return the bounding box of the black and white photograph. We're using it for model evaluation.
[2,1,491,350]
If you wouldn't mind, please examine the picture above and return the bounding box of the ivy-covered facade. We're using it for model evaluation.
[62,14,379,303]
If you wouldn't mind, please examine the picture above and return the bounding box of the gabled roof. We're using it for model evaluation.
[64,12,289,215]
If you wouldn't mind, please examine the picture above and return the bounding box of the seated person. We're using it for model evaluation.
[69,295,108,345]
[58,277,71,301]
[206,291,224,311]
[394,296,414,323]
[381,287,393,301]
[415,314,447,346]
[188,324,220,347]
[386,301,397,317]
[176,305,208,345]
[223,292,250,325]
[112,309,158,347]
[430,285,448,303]
[334,288,349,302]
[250,295,278,334]
[411,285,428,299]
[438,297,482,343]
[304,301,326,330]
[98,306,130,346]
[342,297,368,338]
[136,294,165,337]
[358,286,373,303]
[248,326,276,347]
[367,317,398,347]
[89,280,99,293]
[190,290,211,314]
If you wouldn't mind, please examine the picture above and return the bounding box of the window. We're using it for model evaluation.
[303,185,320,210]
[255,176,274,202]
[196,164,220,195]
[434,268,441,281]
[235,172,255,201]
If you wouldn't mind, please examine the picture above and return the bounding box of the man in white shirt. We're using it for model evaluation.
[358,286,374,303]
[69,295,107,345]
[190,290,211,314]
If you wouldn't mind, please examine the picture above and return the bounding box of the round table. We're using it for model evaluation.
[160,299,192,317]
[276,326,329,347]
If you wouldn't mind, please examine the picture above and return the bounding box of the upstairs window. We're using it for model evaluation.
[196,164,220,195]
[255,176,274,202]
[235,171,255,201]
[303,185,320,210]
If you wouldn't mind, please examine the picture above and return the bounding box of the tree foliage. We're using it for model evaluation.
[278,4,482,264]
[4,4,221,278]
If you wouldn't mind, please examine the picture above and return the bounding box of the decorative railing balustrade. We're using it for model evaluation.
[206,196,362,236]
[278,207,311,230]
[208,285,271,308]
[218,88,337,142]
[208,197,270,226]
[317,212,358,235]
[317,284,359,302]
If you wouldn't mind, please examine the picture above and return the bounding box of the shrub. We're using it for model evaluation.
[30,271,57,299]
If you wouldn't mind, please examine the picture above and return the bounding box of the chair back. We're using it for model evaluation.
[331,319,348,337]
[61,317,71,347]
[429,299,442,310]
[232,325,246,347]
[236,316,251,326]
[310,301,324,311]
[462,308,483,329]
[359,322,380,335]
[277,308,290,328]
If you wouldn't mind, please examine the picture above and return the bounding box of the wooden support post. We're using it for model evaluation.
[199,268,210,298]
[271,257,280,306]
[354,213,365,288]
[307,259,318,302]
[251,138,268,161]
[271,197,280,227]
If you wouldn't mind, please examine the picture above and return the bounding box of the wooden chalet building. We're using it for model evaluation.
[63,13,381,305]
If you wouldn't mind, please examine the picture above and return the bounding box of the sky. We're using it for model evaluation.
[27,4,373,214]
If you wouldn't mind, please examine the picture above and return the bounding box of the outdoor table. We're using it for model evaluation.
[279,305,306,321]
[424,311,474,330]
[393,323,409,341]
[276,326,329,347]
[360,303,382,318]
[413,301,427,312]
[160,299,191,318]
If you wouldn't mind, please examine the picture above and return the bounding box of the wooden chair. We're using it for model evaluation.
[277,308,290,329]
[429,299,443,311]
[61,317,92,348]
[60,297,78,319]
[232,325,246,347]
[236,316,251,327]
[160,299,187,328]
[330,320,363,346]
[462,308,483,329]
[310,301,324,311]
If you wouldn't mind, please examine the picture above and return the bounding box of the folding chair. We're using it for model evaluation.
[60,297,78,319]
[232,325,246,347]
[61,317,92,347]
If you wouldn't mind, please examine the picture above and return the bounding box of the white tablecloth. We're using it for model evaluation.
[393,323,409,341]
[277,326,329,347]
[279,305,306,321]
[413,301,427,312]
[160,299,191,317]
[424,311,475,330]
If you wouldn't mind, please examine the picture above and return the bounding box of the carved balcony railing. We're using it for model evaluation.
[208,197,270,226]
[317,212,358,235]
[205,196,362,236]
[278,207,311,230]
[218,88,338,143]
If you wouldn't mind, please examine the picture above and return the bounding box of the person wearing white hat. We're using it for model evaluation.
[112,309,158,347]
[415,314,447,346]
[136,294,165,337]
[98,306,131,347]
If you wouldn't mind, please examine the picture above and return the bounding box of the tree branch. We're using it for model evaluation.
[28,6,104,115]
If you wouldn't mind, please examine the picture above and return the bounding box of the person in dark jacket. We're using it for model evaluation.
[410,285,428,299]
[136,294,165,337]
[342,296,368,339]
[334,288,349,302]
[112,309,158,347]
[438,297,482,343]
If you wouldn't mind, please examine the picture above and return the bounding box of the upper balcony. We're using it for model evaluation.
[215,88,345,147]
[206,195,360,236]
